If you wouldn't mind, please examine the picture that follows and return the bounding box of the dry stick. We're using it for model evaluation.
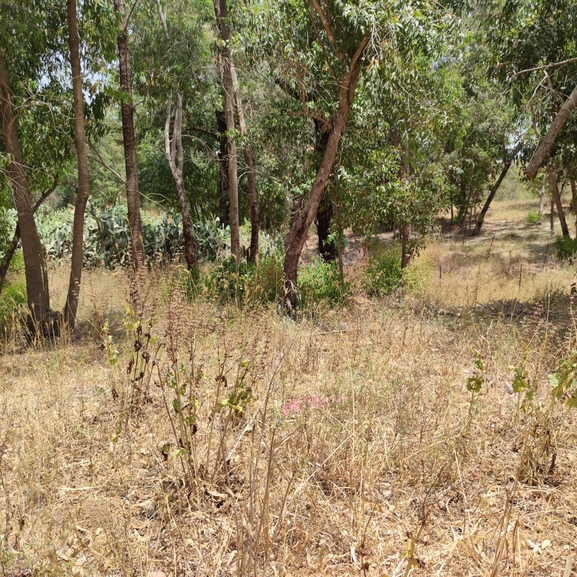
[564,555,574,577]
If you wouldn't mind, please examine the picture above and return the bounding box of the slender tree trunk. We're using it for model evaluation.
[526,84,577,178]
[546,164,570,237]
[474,144,521,235]
[550,195,555,232]
[569,176,577,236]
[538,179,545,223]
[313,125,334,262]
[213,0,240,261]
[283,34,369,311]
[0,52,52,329]
[316,196,335,261]
[216,110,230,227]
[63,0,91,330]
[164,94,197,269]
[113,0,145,272]
[230,64,259,262]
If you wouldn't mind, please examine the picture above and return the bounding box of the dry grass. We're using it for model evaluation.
[1,199,577,577]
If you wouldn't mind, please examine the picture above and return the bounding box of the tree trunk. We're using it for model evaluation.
[0,51,52,330]
[230,63,259,262]
[164,93,197,269]
[216,110,230,227]
[283,34,369,311]
[63,0,91,330]
[526,84,577,178]
[0,177,57,293]
[316,195,335,262]
[113,0,145,272]
[213,0,240,261]
[538,180,545,223]
[546,164,570,237]
[313,124,333,262]
[569,176,577,236]
[474,144,521,235]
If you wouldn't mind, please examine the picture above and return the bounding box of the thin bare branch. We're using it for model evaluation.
[509,57,577,81]
[88,142,125,184]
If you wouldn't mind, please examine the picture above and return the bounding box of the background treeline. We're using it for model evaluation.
[1,0,576,332]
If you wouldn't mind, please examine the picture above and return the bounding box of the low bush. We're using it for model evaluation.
[297,258,349,308]
[362,243,403,296]
[554,235,577,260]
[205,256,283,306]
[526,212,540,225]
[0,251,27,334]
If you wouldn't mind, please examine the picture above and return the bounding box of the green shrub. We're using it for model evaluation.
[0,276,27,335]
[205,256,283,306]
[555,235,577,260]
[526,212,540,225]
[297,258,349,308]
[362,244,403,296]
[403,257,433,295]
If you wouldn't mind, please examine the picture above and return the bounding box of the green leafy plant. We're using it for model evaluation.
[507,353,577,485]
[362,244,403,297]
[554,235,577,260]
[0,251,27,334]
[205,256,283,306]
[526,212,540,225]
[297,258,349,308]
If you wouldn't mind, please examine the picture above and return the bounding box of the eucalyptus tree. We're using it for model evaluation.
[132,0,214,270]
[0,0,70,332]
[213,0,240,261]
[485,0,577,227]
[254,0,453,309]
[113,0,146,272]
[64,0,118,329]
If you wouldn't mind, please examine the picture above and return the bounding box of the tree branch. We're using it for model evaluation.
[123,0,140,32]
[310,0,344,62]
[509,57,577,81]
[88,141,126,184]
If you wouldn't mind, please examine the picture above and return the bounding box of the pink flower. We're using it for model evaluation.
[283,395,343,417]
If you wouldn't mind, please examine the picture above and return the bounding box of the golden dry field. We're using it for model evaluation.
[1,197,577,577]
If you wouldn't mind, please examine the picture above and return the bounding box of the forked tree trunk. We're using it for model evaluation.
[230,64,259,262]
[214,0,240,261]
[63,0,91,330]
[546,164,570,237]
[283,34,370,311]
[113,0,145,272]
[156,1,197,270]
[0,52,52,329]
[164,93,197,269]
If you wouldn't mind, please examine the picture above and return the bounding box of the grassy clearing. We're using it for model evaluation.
[1,199,577,577]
